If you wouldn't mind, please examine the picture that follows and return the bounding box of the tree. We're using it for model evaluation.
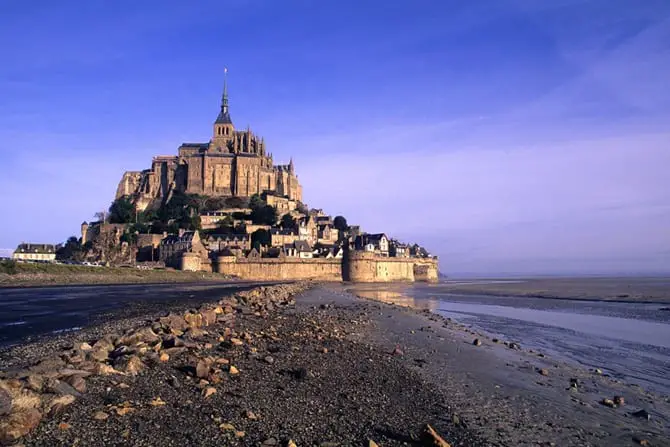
[280,214,295,230]
[225,196,246,209]
[251,229,271,251]
[333,215,349,231]
[56,236,85,261]
[250,205,277,225]
[249,194,265,211]
[109,196,135,224]
[204,196,227,212]
[296,202,308,215]
[93,211,107,223]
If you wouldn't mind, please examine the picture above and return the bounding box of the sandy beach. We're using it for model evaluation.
[1,283,668,446]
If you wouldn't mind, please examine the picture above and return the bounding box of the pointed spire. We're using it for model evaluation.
[215,67,232,125]
[289,157,294,173]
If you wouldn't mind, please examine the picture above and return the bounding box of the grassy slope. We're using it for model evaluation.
[0,261,231,288]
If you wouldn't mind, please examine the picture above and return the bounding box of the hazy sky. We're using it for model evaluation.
[1,0,669,275]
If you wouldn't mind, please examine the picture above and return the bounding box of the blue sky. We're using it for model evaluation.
[1,0,669,275]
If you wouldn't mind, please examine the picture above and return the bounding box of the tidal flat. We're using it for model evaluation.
[0,282,668,446]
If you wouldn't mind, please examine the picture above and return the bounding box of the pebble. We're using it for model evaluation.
[203,387,217,398]
[229,366,240,375]
[613,396,624,406]
[473,339,482,347]
[264,356,275,364]
[538,368,549,376]
[92,411,109,421]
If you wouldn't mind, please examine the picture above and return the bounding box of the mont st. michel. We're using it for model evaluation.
[49,77,438,283]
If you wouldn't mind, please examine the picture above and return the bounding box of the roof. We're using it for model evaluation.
[270,229,296,235]
[180,143,209,149]
[294,240,312,252]
[14,243,56,254]
[215,110,232,124]
[161,231,196,244]
[205,234,249,242]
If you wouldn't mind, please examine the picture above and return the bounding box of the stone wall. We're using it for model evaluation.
[215,252,439,283]
[216,256,342,281]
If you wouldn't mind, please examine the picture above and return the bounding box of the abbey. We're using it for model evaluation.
[115,77,302,211]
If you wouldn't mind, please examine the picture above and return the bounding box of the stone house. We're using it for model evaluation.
[317,224,338,245]
[286,240,312,259]
[159,231,208,268]
[298,217,317,245]
[354,233,389,256]
[265,193,298,215]
[12,243,57,262]
[202,233,251,252]
[270,228,299,247]
[200,208,251,230]
[389,240,409,258]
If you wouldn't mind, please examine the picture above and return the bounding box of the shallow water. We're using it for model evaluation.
[348,283,670,396]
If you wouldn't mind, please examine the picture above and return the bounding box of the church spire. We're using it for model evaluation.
[215,67,232,125]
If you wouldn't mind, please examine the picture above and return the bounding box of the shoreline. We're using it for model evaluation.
[1,284,668,446]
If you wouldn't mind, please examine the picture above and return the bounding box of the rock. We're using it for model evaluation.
[58,422,71,430]
[264,356,275,364]
[150,397,167,406]
[87,348,110,362]
[46,378,82,398]
[613,396,625,406]
[121,355,144,375]
[24,374,44,393]
[235,431,246,438]
[391,345,404,356]
[184,312,203,328]
[159,353,170,362]
[0,408,42,444]
[473,338,482,346]
[185,327,206,339]
[244,410,258,420]
[196,360,211,379]
[594,368,603,375]
[58,368,93,378]
[120,327,160,346]
[230,338,244,346]
[369,441,379,447]
[508,342,520,350]
[262,438,278,446]
[159,314,189,332]
[48,394,76,416]
[601,398,616,408]
[93,363,124,376]
[287,440,298,447]
[92,338,115,352]
[321,347,328,354]
[538,368,549,376]
[631,409,651,420]
[451,414,460,425]
[162,336,185,349]
[93,411,109,421]
[229,365,239,375]
[634,438,650,446]
[0,388,11,416]
[220,422,235,431]
[201,309,217,326]
[79,342,93,351]
[65,375,87,393]
[421,424,452,447]
[203,387,217,398]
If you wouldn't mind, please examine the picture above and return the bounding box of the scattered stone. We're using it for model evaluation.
[321,347,328,354]
[634,437,650,446]
[451,414,460,426]
[613,396,625,406]
[65,375,87,393]
[46,378,82,398]
[631,409,651,420]
[262,438,278,446]
[203,387,217,398]
[601,398,616,408]
[0,408,42,444]
[48,395,76,416]
[230,338,244,346]
[473,338,482,347]
[229,365,240,375]
[78,342,93,351]
[508,342,520,350]
[538,368,549,376]
[150,397,167,407]
[421,424,452,447]
[391,345,404,356]
[287,440,298,447]
[159,353,170,362]
[93,411,109,421]
[58,422,71,430]
[24,375,44,393]
[244,410,258,420]
[219,423,235,431]
[115,406,134,416]
[117,383,130,389]
[263,356,275,364]
[0,388,12,416]
[196,359,211,379]
[369,441,379,447]
[122,355,144,375]
[595,368,603,375]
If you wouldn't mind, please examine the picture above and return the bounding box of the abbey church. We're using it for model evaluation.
[115,77,302,211]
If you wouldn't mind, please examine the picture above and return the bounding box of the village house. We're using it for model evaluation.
[199,208,251,230]
[389,240,410,258]
[265,193,298,215]
[270,228,300,246]
[317,223,338,245]
[293,240,313,259]
[159,230,208,268]
[298,216,318,244]
[354,233,389,256]
[12,243,57,262]
[202,233,251,252]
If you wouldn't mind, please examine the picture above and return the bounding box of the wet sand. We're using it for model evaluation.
[440,277,670,303]
[2,284,668,446]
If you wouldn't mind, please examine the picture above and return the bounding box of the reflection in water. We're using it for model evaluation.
[347,285,439,311]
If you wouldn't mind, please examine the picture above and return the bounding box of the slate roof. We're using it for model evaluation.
[161,232,196,245]
[215,110,232,124]
[294,240,312,253]
[14,243,56,254]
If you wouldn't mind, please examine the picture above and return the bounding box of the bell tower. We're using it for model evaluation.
[213,68,234,150]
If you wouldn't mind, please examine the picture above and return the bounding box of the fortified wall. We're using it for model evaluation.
[214,251,439,283]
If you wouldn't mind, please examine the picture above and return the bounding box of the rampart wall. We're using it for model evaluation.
[214,252,439,283]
